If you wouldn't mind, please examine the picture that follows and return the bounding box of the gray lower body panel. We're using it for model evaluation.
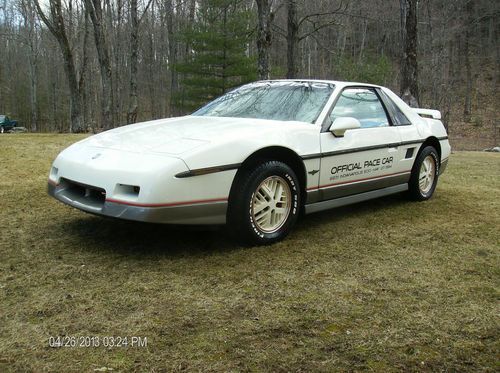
[48,182,227,225]
[306,172,410,204]
[305,184,408,215]
[319,172,410,201]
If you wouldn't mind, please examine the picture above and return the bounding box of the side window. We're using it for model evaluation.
[330,88,389,128]
[378,90,411,126]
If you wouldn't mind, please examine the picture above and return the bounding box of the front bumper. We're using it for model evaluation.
[48,181,227,225]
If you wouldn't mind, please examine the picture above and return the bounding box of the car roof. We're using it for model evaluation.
[254,79,382,89]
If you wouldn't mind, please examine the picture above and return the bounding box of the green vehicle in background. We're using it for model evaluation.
[0,115,19,133]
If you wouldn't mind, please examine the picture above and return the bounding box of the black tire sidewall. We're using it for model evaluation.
[229,161,300,245]
[410,146,439,200]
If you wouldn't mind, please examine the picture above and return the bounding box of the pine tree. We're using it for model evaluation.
[175,0,256,111]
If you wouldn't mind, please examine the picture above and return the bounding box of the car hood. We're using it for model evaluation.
[77,115,311,156]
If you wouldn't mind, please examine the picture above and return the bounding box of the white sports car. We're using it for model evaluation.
[48,80,450,245]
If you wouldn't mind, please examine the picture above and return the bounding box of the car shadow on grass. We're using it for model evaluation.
[60,216,238,257]
[56,192,413,257]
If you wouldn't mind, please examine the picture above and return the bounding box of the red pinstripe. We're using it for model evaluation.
[105,197,228,208]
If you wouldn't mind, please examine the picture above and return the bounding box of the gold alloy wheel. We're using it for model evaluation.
[419,155,436,194]
[251,176,292,233]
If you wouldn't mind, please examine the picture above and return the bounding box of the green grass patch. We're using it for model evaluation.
[0,134,499,371]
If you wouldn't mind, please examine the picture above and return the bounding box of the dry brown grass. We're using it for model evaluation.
[0,134,499,372]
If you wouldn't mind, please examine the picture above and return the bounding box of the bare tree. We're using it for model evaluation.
[127,0,153,124]
[84,0,114,129]
[165,0,178,115]
[34,0,84,132]
[256,0,273,79]
[286,0,298,78]
[19,0,39,132]
[400,0,419,107]
[80,6,91,128]
[463,0,473,118]
[127,0,139,124]
[284,0,345,78]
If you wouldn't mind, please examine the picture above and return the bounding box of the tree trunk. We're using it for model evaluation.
[62,35,85,132]
[222,6,228,94]
[127,0,139,124]
[463,0,473,118]
[256,0,272,80]
[147,1,157,118]
[166,0,178,115]
[34,0,84,132]
[184,0,197,57]
[110,0,122,125]
[29,57,38,132]
[286,0,299,79]
[85,0,114,129]
[20,0,39,132]
[400,0,419,107]
[358,20,367,65]
[464,36,472,118]
[80,8,90,130]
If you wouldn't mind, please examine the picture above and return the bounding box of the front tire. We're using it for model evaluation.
[408,146,439,201]
[228,161,300,246]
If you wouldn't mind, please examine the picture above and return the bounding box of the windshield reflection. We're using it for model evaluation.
[193,81,334,124]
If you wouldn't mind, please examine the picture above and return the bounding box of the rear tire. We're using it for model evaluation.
[227,161,300,246]
[408,146,439,201]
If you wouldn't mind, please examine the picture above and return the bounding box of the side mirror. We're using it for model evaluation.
[329,117,361,137]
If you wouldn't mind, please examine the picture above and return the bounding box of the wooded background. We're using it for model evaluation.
[0,0,498,141]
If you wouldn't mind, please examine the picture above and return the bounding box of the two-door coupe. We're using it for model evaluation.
[48,80,450,245]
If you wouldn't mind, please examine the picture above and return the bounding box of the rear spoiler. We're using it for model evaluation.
[414,108,442,120]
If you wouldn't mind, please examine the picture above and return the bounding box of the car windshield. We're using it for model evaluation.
[0,116,5,122]
[192,82,334,124]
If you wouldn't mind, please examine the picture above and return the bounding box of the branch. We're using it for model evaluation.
[33,0,58,36]
[466,10,500,28]
[299,19,340,41]
[334,10,396,24]
[271,23,286,38]
[139,0,154,24]
[271,0,285,14]
[309,32,336,54]
[83,0,98,29]
[298,2,347,27]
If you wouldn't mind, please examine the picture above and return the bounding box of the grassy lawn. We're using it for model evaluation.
[0,134,498,372]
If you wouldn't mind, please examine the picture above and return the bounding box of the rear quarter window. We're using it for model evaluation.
[378,90,411,126]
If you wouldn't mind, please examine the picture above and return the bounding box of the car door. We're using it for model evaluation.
[317,87,411,201]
